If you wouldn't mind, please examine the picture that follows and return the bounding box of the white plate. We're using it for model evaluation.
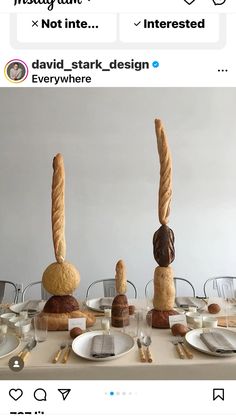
[175,297,206,310]
[185,328,236,357]
[0,334,20,359]
[10,300,46,315]
[72,330,135,361]
[86,298,114,313]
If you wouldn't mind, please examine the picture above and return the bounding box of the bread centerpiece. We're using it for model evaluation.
[149,120,178,328]
[111,260,130,327]
[39,153,95,330]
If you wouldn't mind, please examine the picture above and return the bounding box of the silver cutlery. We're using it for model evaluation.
[142,335,153,363]
[52,343,66,363]
[176,337,193,359]
[62,344,72,364]
[18,342,31,358]
[137,338,146,362]
[20,339,37,362]
[171,339,185,359]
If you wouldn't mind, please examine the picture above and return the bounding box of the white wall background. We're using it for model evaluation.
[0,88,236,300]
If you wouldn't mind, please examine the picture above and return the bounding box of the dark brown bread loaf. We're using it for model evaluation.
[153,225,175,267]
[43,295,79,313]
[150,308,179,328]
[111,294,129,327]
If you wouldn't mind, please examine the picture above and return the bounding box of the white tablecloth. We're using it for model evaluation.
[1,299,236,380]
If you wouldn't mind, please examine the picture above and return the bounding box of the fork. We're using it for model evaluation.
[171,339,185,359]
[176,337,193,359]
[52,343,66,363]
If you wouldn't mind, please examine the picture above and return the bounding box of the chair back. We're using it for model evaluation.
[203,276,236,298]
[22,281,51,302]
[86,278,137,300]
[0,280,19,304]
[103,279,116,297]
[174,277,196,297]
[145,277,195,300]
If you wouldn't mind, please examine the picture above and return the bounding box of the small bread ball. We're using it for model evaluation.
[208,303,221,314]
[70,327,83,339]
[128,305,135,315]
[171,323,189,337]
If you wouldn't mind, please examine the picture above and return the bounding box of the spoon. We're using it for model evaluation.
[142,336,153,363]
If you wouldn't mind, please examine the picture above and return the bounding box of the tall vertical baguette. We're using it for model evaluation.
[115,260,127,295]
[155,119,172,226]
[52,153,66,264]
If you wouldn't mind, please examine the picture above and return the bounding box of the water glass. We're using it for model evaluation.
[34,315,48,342]
[15,319,32,341]
[138,309,152,341]
[101,318,110,334]
[20,311,28,320]
[123,312,139,338]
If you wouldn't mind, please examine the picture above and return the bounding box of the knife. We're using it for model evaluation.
[18,343,31,358]
[137,338,146,363]
[61,344,72,364]
[20,339,37,362]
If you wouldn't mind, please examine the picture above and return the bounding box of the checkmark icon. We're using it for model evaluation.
[134,21,141,26]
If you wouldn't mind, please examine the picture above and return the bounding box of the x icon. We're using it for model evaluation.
[32,20,38,27]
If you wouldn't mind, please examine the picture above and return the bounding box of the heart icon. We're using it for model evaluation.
[184,0,196,4]
[9,388,23,401]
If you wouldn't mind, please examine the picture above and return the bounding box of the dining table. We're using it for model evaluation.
[1,298,236,380]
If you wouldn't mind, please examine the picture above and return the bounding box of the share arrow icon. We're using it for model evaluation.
[58,389,71,401]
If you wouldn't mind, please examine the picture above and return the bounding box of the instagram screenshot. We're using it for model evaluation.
[0,0,236,418]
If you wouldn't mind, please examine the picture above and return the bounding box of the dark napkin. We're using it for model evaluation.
[175,297,198,308]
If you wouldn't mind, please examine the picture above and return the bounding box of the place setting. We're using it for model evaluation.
[72,261,139,362]
[168,297,236,358]
[0,309,49,363]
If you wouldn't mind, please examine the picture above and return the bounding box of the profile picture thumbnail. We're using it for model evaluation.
[4,59,28,83]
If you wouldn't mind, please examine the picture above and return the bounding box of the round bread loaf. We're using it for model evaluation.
[111,294,129,328]
[150,308,179,328]
[42,261,80,296]
[43,295,79,313]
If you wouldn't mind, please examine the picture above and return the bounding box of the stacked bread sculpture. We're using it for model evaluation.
[39,153,95,330]
[111,260,130,327]
[149,120,178,328]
